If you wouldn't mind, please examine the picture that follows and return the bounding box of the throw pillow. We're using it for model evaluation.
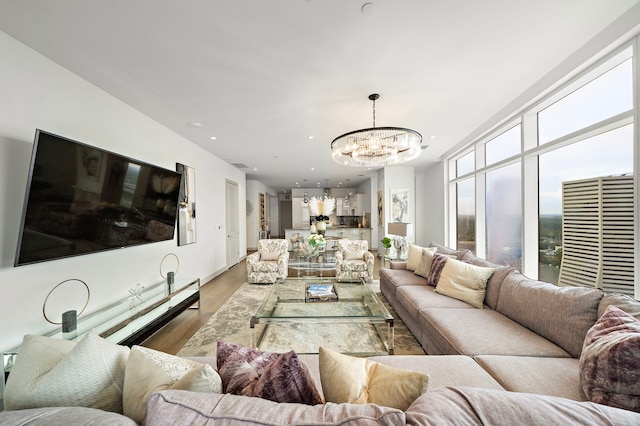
[579,305,640,412]
[345,250,366,260]
[407,245,436,272]
[3,330,129,413]
[216,340,322,405]
[260,250,281,261]
[434,258,495,309]
[426,253,449,286]
[414,248,440,280]
[123,345,222,423]
[318,346,429,411]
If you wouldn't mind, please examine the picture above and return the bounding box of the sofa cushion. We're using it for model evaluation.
[144,390,405,425]
[598,293,640,320]
[379,267,429,298]
[3,331,129,413]
[0,407,136,426]
[123,346,222,423]
[474,355,586,401]
[435,258,495,309]
[405,386,640,426]
[397,285,475,323]
[496,273,602,358]
[216,340,322,405]
[318,347,429,411]
[460,252,512,310]
[406,244,436,271]
[580,305,640,412]
[419,308,572,357]
[428,241,470,259]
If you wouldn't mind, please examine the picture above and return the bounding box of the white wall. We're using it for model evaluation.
[415,163,447,246]
[0,31,246,351]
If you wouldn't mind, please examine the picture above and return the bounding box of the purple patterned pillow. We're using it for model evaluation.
[427,253,448,286]
[216,341,323,405]
[579,305,640,412]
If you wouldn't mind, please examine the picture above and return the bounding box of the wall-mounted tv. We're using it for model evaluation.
[15,130,183,266]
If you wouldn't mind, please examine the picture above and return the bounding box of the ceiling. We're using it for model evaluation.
[1,1,638,193]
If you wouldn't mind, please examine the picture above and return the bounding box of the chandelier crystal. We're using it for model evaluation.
[331,94,422,167]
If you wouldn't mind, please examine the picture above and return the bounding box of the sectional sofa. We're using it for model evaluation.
[380,241,640,405]
[1,241,639,424]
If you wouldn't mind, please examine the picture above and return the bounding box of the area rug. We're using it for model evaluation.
[177,280,425,358]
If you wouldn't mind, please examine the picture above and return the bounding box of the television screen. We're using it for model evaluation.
[15,130,182,266]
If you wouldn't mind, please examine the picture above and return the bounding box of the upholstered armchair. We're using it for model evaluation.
[334,239,374,283]
[246,239,289,284]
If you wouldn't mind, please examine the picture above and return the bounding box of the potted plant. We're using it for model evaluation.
[381,237,392,256]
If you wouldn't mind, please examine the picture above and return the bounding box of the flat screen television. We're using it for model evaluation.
[15,129,183,266]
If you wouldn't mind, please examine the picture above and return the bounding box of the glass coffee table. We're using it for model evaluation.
[250,277,394,355]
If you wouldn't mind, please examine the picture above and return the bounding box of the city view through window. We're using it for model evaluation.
[453,52,634,292]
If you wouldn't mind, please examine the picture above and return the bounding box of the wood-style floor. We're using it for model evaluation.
[141,252,383,354]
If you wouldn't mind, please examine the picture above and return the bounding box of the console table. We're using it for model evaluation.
[2,277,199,383]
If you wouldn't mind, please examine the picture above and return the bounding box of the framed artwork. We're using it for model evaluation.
[176,163,196,245]
[80,147,103,181]
[390,188,409,223]
[377,190,384,226]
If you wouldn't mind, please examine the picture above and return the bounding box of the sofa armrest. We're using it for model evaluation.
[390,261,408,270]
[246,251,260,268]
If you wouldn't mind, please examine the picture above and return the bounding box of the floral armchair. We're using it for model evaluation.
[334,239,374,283]
[246,239,289,284]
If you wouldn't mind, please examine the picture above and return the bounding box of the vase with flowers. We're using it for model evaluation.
[307,234,325,256]
[309,196,335,236]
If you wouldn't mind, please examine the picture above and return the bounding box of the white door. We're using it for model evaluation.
[225,180,240,267]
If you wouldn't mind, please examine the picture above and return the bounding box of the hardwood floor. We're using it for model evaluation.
[141,252,383,354]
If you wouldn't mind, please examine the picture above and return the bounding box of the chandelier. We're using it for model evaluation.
[331,94,422,167]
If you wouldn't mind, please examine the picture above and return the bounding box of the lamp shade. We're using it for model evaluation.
[388,222,411,237]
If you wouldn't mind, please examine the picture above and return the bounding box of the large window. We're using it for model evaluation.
[538,125,633,284]
[486,163,522,270]
[448,43,636,297]
[456,178,475,252]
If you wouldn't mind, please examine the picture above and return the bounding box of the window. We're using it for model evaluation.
[538,58,633,145]
[448,43,636,297]
[538,124,633,285]
[486,162,522,270]
[456,151,474,177]
[486,124,521,165]
[456,178,475,253]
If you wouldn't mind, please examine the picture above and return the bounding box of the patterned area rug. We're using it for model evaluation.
[177,280,425,358]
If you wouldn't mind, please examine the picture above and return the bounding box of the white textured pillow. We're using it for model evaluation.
[123,346,222,423]
[3,330,129,413]
[260,250,280,261]
[345,250,366,260]
[319,346,429,411]
[413,247,438,277]
[407,245,435,271]
[435,258,495,309]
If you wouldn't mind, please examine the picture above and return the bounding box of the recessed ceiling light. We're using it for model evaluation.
[429,135,436,139]
[210,136,217,140]
[253,168,258,171]
[307,136,314,140]
[311,167,315,171]
[188,122,202,128]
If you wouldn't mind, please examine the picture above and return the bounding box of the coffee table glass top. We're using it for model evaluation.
[250,277,394,355]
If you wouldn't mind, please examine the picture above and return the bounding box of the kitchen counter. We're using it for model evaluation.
[285,228,372,250]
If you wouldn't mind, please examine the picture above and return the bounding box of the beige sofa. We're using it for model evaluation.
[379,241,640,403]
[4,351,637,425]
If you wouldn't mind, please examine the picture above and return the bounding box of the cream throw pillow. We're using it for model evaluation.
[318,346,429,410]
[345,250,366,260]
[407,245,435,272]
[413,247,439,278]
[260,250,280,261]
[123,345,222,423]
[3,330,129,413]
[435,258,495,309]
